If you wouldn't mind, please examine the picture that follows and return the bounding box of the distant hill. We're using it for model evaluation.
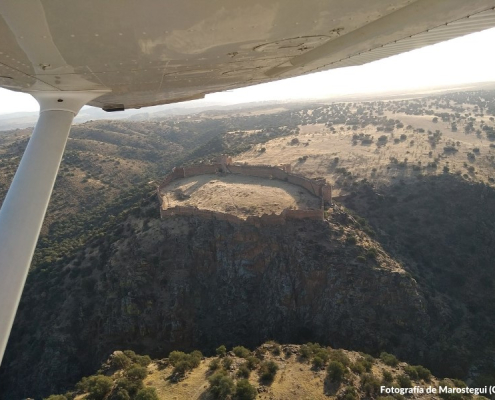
[3,81,495,130]
[0,100,288,130]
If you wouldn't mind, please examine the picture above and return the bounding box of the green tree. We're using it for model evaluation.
[123,350,152,367]
[312,356,325,369]
[169,351,187,366]
[233,346,251,358]
[222,356,233,370]
[259,361,278,382]
[237,365,250,379]
[382,370,393,383]
[397,374,412,388]
[415,365,431,381]
[313,348,330,365]
[86,375,113,400]
[116,377,143,396]
[112,388,131,400]
[126,364,147,381]
[356,354,373,372]
[361,373,381,396]
[135,387,159,400]
[404,365,431,382]
[299,344,312,359]
[350,361,365,374]
[134,355,152,367]
[111,352,132,370]
[235,379,257,400]
[245,356,260,370]
[190,350,203,364]
[330,349,350,366]
[208,371,235,399]
[342,386,358,400]
[327,361,346,382]
[168,350,202,376]
[216,345,227,357]
[404,365,418,379]
[43,396,67,400]
[209,358,221,371]
[173,360,191,377]
[380,352,398,367]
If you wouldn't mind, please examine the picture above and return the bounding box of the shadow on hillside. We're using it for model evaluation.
[198,390,213,399]
[378,163,434,182]
[342,172,495,378]
[323,379,341,396]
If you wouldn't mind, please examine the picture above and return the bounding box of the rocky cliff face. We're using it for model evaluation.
[1,209,430,398]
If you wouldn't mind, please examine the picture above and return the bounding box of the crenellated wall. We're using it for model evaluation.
[157,159,332,225]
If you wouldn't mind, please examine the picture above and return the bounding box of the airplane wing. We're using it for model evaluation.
[1,0,495,111]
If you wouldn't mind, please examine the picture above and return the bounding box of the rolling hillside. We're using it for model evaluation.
[2,90,495,398]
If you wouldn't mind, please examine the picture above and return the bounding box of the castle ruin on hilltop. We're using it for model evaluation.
[157,156,332,226]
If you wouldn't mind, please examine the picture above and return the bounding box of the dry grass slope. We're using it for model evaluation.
[53,344,476,400]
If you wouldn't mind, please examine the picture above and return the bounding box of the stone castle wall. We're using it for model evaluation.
[284,209,324,220]
[183,164,221,178]
[160,205,324,224]
[157,159,331,225]
[286,174,321,196]
[158,167,185,189]
[322,185,332,203]
[227,164,289,181]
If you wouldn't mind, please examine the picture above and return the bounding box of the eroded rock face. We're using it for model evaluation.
[1,213,430,398]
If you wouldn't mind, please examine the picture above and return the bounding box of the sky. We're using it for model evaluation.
[1,27,495,115]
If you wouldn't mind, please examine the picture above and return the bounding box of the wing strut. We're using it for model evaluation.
[0,90,106,364]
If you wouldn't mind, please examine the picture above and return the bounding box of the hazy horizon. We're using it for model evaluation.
[2,26,495,116]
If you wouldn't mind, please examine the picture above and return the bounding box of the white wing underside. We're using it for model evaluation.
[0,0,495,110]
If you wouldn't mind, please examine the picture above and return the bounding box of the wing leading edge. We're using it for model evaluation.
[0,0,494,110]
